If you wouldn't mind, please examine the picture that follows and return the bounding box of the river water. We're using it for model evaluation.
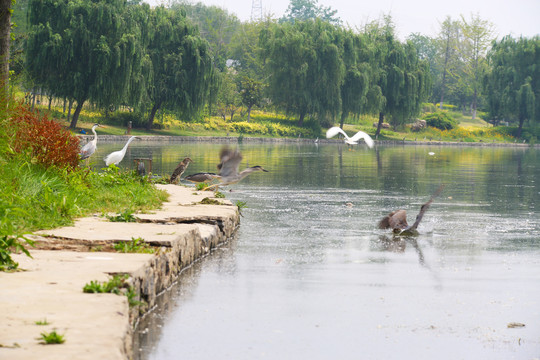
[94,141,540,359]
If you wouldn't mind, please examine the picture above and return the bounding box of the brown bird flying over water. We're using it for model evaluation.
[170,157,193,184]
[204,147,268,190]
[378,185,445,235]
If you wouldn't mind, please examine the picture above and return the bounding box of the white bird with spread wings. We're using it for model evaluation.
[326,126,374,148]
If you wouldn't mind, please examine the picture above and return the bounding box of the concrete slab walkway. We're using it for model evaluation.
[0,185,240,360]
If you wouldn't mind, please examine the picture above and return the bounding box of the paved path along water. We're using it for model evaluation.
[0,185,239,360]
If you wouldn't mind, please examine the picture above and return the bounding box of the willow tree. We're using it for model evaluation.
[144,6,215,130]
[486,35,539,137]
[339,30,379,128]
[366,19,430,136]
[26,0,143,128]
[260,19,344,127]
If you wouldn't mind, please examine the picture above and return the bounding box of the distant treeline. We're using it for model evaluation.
[10,0,540,137]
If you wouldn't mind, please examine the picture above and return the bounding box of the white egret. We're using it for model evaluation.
[378,185,445,236]
[326,126,374,148]
[170,157,193,184]
[104,136,140,166]
[79,124,100,160]
[205,147,268,190]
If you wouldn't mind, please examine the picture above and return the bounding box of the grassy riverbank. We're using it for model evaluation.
[35,101,539,145]
[0,102,167,271]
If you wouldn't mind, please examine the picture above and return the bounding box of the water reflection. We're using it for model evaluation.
[102,140,540,359]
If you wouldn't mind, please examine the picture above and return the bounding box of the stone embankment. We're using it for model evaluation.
[0,185,239,360]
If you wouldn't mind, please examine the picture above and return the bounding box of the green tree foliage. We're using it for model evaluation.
[434,16,461,109]
[239,76,265,122]
[228,21,266,79]
[407,32,438,103]
[485,35,539,137]
[338,30,376,128]
[281,0,341,25]
[26,0,145,128]
[456,14,495,119]
[216,70,241,121]
[0,0,12,96]
[423,111,458,130]
[141,6,216,129]
[367,19,431,134]
[179,2,241,71]
[260,19,345,126]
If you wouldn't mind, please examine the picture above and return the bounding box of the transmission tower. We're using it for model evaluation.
[251,0,262,22]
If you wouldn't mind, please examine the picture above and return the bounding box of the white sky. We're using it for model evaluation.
[147,0,539,39]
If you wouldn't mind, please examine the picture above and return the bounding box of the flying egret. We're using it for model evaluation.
[104,136,140,166]
[79,124,100,161]
[326,126,374,148]
[170,157,193,184]
[204,147,268,190]
[378,185,445,236]
[184,172,221,183]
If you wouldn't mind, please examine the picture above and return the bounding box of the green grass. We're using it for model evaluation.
[33,99,528,145]
[39,330,65,345]
[1,160,167,234]
[83,274,144,307]
[113,237,155,254]
[34,319,50,326]
[106,208,137,223]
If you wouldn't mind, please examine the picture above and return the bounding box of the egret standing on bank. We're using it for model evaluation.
[326,126,374,148]
[205,147,268,190]
[104,136,140,166]
[79,124,100,161]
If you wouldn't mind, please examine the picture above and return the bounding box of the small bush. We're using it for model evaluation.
[9,104,80,170]
[423,111,458,130]
[39,330,65,345]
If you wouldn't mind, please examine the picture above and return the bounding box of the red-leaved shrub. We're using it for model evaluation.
[10,103,80,170]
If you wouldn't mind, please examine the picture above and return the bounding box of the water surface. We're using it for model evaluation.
[94,141,540,359]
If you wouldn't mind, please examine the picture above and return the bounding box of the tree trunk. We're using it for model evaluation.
[517,117,524,138]
[0,0,11,100]
[247,105,252,122]
[471,87,477,120]
[70,100,85,128]
[339,110,347,129]
[375,112,384,137]
[298,111,305,127]
[67,99,73,123]
[146,102,161,130]
[439,32,451,110]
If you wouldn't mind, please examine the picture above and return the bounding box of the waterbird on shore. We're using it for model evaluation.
[80,124,100,161]
[184,172,221,183]
[378,185,445,236]
[326,126,374,148]
[204,147,268,190]
[104,136,140,166]
[170,157,193,184]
